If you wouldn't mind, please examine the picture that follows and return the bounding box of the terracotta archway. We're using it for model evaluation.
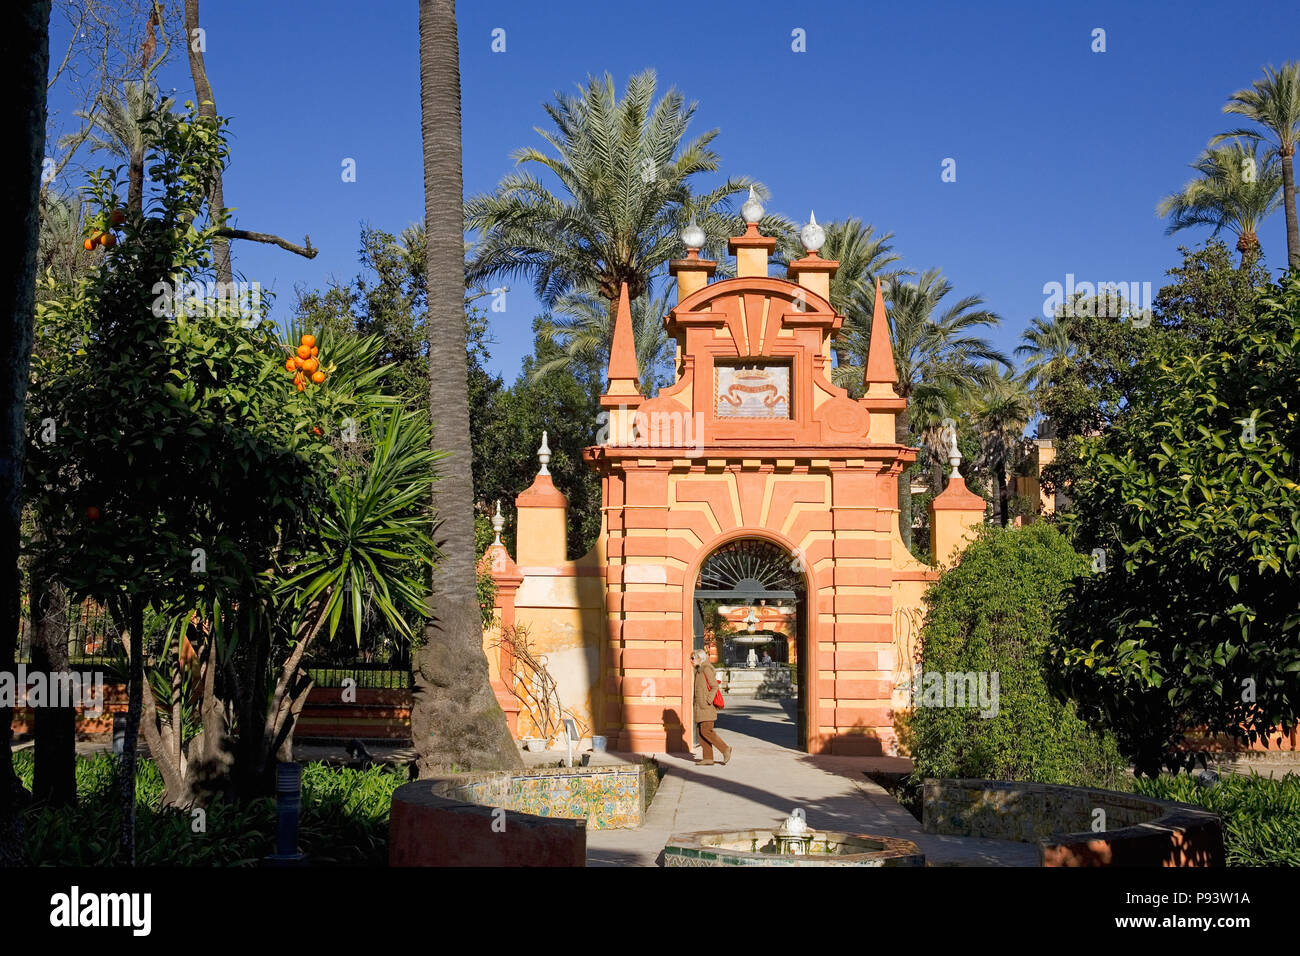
[683,528,814,750]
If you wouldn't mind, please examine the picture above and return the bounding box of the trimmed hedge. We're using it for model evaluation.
[906,523,1126,788]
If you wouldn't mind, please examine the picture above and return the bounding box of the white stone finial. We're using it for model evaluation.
[941,417,962,479]
[537,430,551,476]
[681,217,705,250]
[491,499,504,546]
[741,186,764,224]
[800,210,825,253]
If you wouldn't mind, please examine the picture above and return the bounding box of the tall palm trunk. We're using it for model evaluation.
[996,458,1010,527]
[1238,233,1261,272]
[895,406,912,550]
[412,0,520,774]
[0,0,51,864]
[184,0,232,286]
[128,148,144,216]
[1282,147,1299,270]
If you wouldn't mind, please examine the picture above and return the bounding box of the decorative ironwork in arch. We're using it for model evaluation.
[696,539,803,596]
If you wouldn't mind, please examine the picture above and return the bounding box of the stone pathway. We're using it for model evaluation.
[586,697,1038,866]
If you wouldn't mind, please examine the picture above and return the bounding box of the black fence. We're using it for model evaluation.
[304,636,412,690]
[16,601,123,669]
[16,601,412,690]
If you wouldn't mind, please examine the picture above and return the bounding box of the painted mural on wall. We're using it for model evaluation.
[715,363,791,418]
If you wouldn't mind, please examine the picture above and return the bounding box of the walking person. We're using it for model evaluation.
[692,649,732,766]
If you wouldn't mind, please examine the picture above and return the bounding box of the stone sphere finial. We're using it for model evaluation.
[491,499,504,546]
[741,186,764,224]
[537,430,551,476]
[800,210,826,253]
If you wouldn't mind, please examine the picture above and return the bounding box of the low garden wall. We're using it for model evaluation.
[432,763,646,829]
[389,764,647,866]
[923,778,1224,867]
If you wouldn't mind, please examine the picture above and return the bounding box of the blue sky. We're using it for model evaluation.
[48,0,1300,381]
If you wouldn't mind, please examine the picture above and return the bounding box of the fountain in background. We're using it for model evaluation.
[663,810,924,866]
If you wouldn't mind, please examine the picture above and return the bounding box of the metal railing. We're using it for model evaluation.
[16,601,123,668]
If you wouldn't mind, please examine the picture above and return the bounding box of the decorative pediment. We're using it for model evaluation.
[667,276,840,358]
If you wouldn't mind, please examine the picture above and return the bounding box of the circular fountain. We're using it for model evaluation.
[664,811,924,867]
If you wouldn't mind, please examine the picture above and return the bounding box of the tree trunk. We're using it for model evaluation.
[116,598,145,865]
[895,406,913,551]
[1282,147,1299,271]
[183,0,232,286]
[996,457,1010,527]
[0,0,51,864]
[412,0,520,774]
[128,148,144,216]
[30,566,75,807]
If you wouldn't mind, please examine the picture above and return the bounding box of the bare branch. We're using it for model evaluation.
[215,228,318,259]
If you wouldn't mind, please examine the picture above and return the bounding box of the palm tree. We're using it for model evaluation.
[413,0,520,773]
[908,375,970,496]
[971,366,1034,527]
[835,269,1008,548]
[465,69,754,313]
[1215,62,1300,269]
[532,282,674,394]
[1158,140,1283,268]
[58,80,171,215]
[1016,314,1076,392]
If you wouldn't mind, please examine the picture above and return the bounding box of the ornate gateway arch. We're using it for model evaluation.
[481,204,986,755]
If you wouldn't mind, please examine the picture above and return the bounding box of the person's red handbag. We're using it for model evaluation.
[711,674,725,710]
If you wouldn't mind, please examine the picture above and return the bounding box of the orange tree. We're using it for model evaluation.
[26,105,345,859]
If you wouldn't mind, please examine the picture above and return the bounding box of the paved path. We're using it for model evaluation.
[585,697,1038,866]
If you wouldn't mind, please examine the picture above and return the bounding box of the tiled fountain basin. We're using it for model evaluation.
[664,829,924,866]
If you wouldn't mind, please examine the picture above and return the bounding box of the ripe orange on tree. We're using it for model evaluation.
[300,334,315,348]
[311,370,326,384]
[110,208,126,226]
[83,238,96,251]
[302,357,318,373]
[99,232,116,248]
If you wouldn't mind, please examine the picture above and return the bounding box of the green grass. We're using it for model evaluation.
[13,750,405,866]
[1135,771,1300,866]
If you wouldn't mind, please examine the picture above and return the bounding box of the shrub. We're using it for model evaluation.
[907,524,1126,788]
[1135,772,1300,866]
[14,751,403,866]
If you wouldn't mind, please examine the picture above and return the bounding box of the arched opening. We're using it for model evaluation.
[690,537,809,751]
